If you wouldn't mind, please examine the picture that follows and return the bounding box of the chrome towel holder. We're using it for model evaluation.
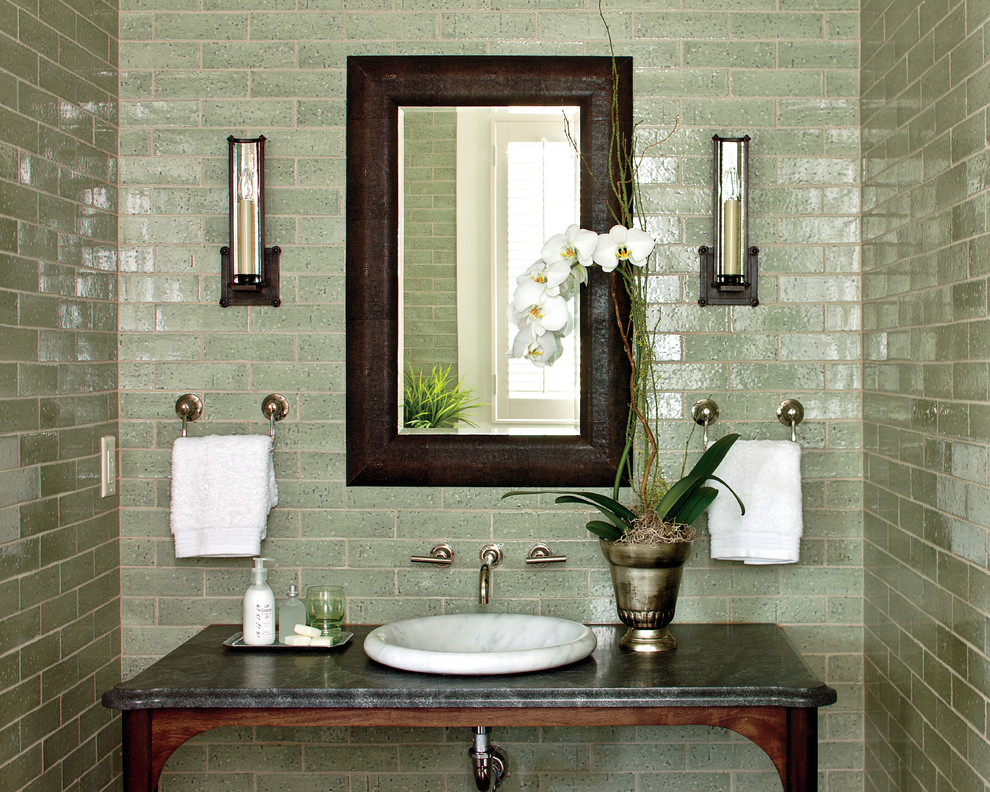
[174,394,203,437]
[261,394,289,438]
[777,398,804,442]
[174,393,289,439]
[691,398,719,446]
[692,397,806,443]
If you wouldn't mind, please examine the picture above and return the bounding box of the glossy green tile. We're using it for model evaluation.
[154,12,248,41]
[120,100,201,128]
[155,70,248,99]
[780,39,858,68]
[60,42,114,98]
[637,69,728,97]
[731,12,824,39]
[680,97,775,127]
[635,12,729,39]
[247,11,343,40]
[537,11,632,41]
[119,216,202,245]
[0,29,40,83]
[440,12,534,40]
[201,98,294,127]
[0,0,15,36]
[682,40,776,68]
[201,40,296,69]
[734,69,824,97]
[251,69,343,98]
[150,187,222,216]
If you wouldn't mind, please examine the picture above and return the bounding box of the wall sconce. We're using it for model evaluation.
[220,135,280,307]
[698,135,758,307]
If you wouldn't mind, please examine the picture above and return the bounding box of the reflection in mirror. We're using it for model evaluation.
[399,106,581,435]
[346,55,632,487]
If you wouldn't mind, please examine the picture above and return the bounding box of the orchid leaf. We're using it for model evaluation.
[553,496,629,531]
[552,492,637,522]
[655,472,707,521]
[654,434,743,524]
[501,489,635,531]
[585,520,624,542]
[677,486,718,527]
[689,433,740,480]
[502,490,545,499]
[706,474,745,516]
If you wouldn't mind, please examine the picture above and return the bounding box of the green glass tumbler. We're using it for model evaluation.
[304,585,345,640]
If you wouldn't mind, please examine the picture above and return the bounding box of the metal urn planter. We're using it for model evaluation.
[600,538,692,653]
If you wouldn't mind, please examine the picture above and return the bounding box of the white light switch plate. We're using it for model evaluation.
[100,435,116,497]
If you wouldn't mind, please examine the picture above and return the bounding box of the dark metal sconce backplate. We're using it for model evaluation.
[220,245,281,307]
[698,245,759,307]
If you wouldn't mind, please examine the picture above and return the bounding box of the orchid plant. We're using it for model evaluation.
[504,5,743,543]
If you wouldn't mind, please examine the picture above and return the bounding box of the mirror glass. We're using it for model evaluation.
[399,106,581,435]
[346,55,632,487]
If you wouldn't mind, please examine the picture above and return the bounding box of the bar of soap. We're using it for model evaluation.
[310,637,333,647]
[283,635,312,646]
[293,624,322,638]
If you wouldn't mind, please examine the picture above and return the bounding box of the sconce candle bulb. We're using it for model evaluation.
[699,134,758,307]
[721,164,741,279]
[220,135,280,307]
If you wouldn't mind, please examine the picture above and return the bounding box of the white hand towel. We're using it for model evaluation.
[707,439,803,564]
[170,435,278,558]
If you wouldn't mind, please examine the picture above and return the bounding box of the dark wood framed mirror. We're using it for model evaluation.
[346,55,632,486]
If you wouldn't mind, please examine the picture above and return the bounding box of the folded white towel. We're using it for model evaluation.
[707,439,803,565]
[170,435,278,558]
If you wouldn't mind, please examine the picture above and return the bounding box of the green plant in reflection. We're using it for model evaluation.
[403,365,482,429]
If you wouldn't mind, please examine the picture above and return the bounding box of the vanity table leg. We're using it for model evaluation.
[783,707,817,792]
[121,709,154,792]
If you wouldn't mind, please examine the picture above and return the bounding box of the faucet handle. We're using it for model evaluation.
[526,543,567,566]
[480,543,503,567]
[411,543,454,566]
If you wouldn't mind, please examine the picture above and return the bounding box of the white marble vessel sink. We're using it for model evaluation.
[363,614,597,675]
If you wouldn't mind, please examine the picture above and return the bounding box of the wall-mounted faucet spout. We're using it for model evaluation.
[478,544,503,604]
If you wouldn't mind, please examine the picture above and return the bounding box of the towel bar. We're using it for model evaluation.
[776,398,804,442]
[173,393,288,441]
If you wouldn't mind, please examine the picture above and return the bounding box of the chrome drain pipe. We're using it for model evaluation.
[469,727,507,791]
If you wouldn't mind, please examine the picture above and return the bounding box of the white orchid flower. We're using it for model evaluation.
[509,325,564,367]
[556,263,588,300]
[541,224,598,269]
[511,280,569,335]
[517,257,573,295]
[592,224,655,272]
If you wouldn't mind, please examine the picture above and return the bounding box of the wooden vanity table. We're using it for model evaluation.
[103,623,836,792]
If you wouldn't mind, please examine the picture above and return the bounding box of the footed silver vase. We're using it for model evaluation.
[600,538,692,653]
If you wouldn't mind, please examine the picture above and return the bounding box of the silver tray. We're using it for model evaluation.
[223,631,353,651]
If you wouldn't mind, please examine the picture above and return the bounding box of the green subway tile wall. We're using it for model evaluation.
[861,0,990,791]
[114,2,863,790]
[0,0,121,790]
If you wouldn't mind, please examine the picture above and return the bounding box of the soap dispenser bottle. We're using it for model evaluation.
[278,584,307,644]
[242,557,275,645]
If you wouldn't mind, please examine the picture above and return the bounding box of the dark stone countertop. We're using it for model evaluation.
[102,623,837,712]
